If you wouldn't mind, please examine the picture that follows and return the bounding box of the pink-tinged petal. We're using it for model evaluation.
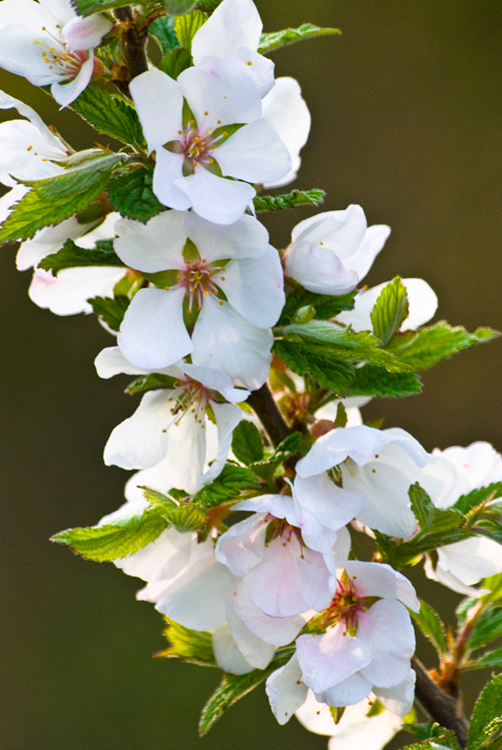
[321,672,373,708]
[184,211,269,261]
[129,69,183,148]
[103,389,175,469]
[118,287,192,369]
[178,57,262,127]
[181,363,249,402]
[345,561,420,612]
[266,656,308,725]
[176,165,255,225]
[372,669,416,718]
[435,537,502,586]
[0,24,64,85]
[212,624,257,674]
[152,147,191,210]
[215,118,291,183]
[28,265,123,315]
[63,13,113,51]
[114,212,187,272]
[200,401,242,486]
[296,628,372,693]
[221,245,284,328]
[262,77,311,188]
[51,53,94,106]
[191,297,272,389]
[16,215,82,269]
[113,527,192,582]
[225,598,275,669]
[423,556,484,597]
[215,514,268,576]
[235,48,274,96]
[358,600,415,688]
[435,441,502,497]
[284,240,358,295]
[191,0,262,62]
[233,582,307,645]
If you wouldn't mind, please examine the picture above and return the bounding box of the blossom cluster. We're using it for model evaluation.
[1,1,501,749]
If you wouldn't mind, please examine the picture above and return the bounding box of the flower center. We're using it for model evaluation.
[171,258,226,313]
[166,117,227,176]
[263,514,305,556]
[321,575,365,635]
[168,377,210,427]
[34,27,87,78]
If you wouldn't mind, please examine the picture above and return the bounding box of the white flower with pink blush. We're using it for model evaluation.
[114,210,284,390]
[129,60,291,224]
[0,0,113,106]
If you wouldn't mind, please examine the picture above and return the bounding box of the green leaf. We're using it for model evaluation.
[231,421,264,466]
[253,188,325,212]
[160,46,192,78]
[150,15,180,54]
[140,487,178,512]
[347,364,422,398]
[258,24,340,54]
[71,0,144,14]
[249,433,303,485]
[159,618,216,666]
[273,339,355,395]
[386,322,499,370]
[411,601,447,655]
[278,289,356,325]
[400,734,460,750]
[88,294,130,331]
[199,650,293,735]
[126,372,177,396]
[162,0,198,15]
[278,321,412,373]
[467,675,502,750]
[466,605,502,652]
[38,238,124,276]
[71,87,146,148]
[405,723,455,742]
[466,647,502,670]
[191,463,260,508]
[162,504,208,532]
[51,508,167,561]
[175,9,205,48]
[409,483,464,534]
[371,276,409,345]
[0,155,125,244]
[107,169,164,222]
[453,483,502,514]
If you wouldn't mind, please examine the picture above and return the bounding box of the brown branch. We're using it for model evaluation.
[412,656,468,748]
[113,7,149,96]
[247,383,291,448]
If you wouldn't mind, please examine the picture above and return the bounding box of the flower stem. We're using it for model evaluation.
[412,656,468,748]
[113,7,149,95]
[247,383,292,448]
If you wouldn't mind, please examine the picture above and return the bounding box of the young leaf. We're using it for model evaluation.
[466,605,502,652]
[278,289,357,326]
[70,0,145,14]
[71,87,146,148]
[409,483,464,535]
[411,601,447,655]
[162,0,198,15]
[371,276,409,345]
[88,294,130,331]
[466,647,502,670]
[160,47,192,78]
[273,339,355,395]
[0,155,126,244]
[174,9,205,49]
[106,169,164,222]
[199,650,293,735]
[38,238,124,275]
[162,504,208,532]
[467,674,502,750]
[253,188,325,212]
[258,24,340,54]
[347,364,422,398]
[150,15,180,54]
[400,735,460,750]
[191,464,260,508]
[51,508,167,561]
[386,322,499,370]
[126,372,177,396]
[231,421,264,465]
[159,618,216,666]
[453,483,502,514]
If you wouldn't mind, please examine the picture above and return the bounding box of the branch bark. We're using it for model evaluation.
[247,383,291,448]
[113,7,149,96]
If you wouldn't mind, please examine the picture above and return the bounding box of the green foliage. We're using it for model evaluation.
[70,0,145,14]
[38,238,124,275]
[88,294,130,331]
[163,504,208,532]
[273,339,355,395]
[466,647,502,670]
[231,421,264,465]
[386,323,499,370]
[191,463,260,508]
[160,47,192,79]
[51,508,167,561]
[162,0,198,15]
[453,483,502,514]
[125,372,177,396]
[0,155,125,244]
[160,619,216,666]
[347,364,422,398]
[199,650,293,735]
[409,484,464,535]
[465,605,502,652]
[71,87,146,148]
[400,733,460,750]
[258,24,340,54]
[150,15,180,55]
[467,675,502,750]
[406,723,456,742]
[278,289,357,325]
[107,168,164,222]
[411,601,448,655]
[249,432,303,486]
[371,276,409,345]
[253,188,325,212]
[174,9,205,48]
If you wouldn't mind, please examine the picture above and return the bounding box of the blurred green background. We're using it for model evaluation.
[1,1,501,748]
